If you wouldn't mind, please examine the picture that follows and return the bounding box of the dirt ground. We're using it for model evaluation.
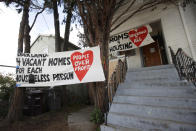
[0,104,95,131]
[0,109,68,131]
[68,106,97,131]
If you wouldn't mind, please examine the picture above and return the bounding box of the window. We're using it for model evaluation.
[119,49,136,57]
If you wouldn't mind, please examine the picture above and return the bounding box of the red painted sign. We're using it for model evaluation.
[71,50,93,81]
[128,26,148,47]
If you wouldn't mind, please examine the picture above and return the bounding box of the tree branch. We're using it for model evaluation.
[76,0,95,45]
[3,0,25,7]
[84,1,98,29]
[76,0,88,27]
[30,8,45,31]
[112,0,136,26]
[114,0,127,14]
[110,0,163,32]
[30,0,43,10]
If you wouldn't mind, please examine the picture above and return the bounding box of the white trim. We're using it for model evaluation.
[178,3,196,60]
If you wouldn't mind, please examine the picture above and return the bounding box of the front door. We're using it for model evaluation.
[142,42,162,67]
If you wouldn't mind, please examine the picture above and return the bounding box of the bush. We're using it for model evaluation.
[90,108,104,124]
[0,73,15,101]
[0,101,9,118]
[0,73,15,117]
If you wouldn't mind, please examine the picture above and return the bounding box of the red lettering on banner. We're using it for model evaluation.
[128,26,148,47]
[71,51,93,81]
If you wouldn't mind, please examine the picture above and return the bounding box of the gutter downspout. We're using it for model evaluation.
[178,3,196,60]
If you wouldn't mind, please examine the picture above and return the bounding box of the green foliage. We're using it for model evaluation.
[96,126,101,131]
[0,101,9,118]
[0,73,15,117]
[90,108,104,124]
[0,73,15,101]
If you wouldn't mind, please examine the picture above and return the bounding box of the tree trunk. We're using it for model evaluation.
[61,2,75,107]
[76,0,116,111]
[52,0,61,52]
[6,1,30,122]
[52,0,67,109]
[24,25,31,53]
[6,88,24,122]
[63,1,74,51]
[17,2,29,53]
[77,0,166,112]
[95,35,109,112]
[88,83,95,105]
[87,29,110,111]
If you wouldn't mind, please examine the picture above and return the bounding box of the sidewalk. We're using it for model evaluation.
[68,106,97,131]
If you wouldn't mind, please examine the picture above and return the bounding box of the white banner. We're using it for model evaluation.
[16,46,105,87]
[109,25,154,57]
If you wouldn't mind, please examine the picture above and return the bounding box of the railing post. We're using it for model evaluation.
[103,57,128,125]
[169,46,196,87]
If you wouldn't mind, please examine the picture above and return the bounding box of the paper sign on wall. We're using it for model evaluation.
[109,25,154,57]
[16,46,105,87]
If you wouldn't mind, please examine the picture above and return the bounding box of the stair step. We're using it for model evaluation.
[107,112,196,131]
[128,64,174,72]
[113,95,196,110]
[127,77,179,82]
[127,67,177,76]
[116,88,196,98]
[118,82,194,90]
[105,65,196,130]
[144,81,194,87]
[126,73,178,80]
[110,103,196,124]
[119,81,195,89]
[101,124,140,131]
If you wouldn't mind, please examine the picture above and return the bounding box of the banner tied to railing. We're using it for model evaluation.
[109,25,154,57]
[16,46,105,87]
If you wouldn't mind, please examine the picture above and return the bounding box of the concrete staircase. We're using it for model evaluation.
[101,65,196,131]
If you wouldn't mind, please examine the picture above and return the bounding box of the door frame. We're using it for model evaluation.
[140,20,169,67]
[141,41,163,67]
[160,20,170,64]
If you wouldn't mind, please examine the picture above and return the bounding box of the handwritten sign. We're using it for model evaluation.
[16,46,105,87]
[128,26,148,47]
[109,25,154,57]
[71,51,93,81]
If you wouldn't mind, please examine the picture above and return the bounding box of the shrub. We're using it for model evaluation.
[90,108,104,124]
[0,73,15,117]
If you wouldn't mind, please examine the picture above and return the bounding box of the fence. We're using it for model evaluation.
[169,46,196,87]
[103,57,127,125]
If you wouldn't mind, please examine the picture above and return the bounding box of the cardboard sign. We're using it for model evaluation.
[16,46,105,87]
[109,25,154,57]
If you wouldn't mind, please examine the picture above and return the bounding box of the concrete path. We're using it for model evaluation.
[68,106,97,131]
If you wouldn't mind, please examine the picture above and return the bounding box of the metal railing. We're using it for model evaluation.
[103,57,127,125]
[169,46,196,87]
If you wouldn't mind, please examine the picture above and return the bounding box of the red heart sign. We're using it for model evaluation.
[71,50,93,81]
[128,26,148,47]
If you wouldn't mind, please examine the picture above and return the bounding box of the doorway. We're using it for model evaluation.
[142,39,162,67]
[141,21,168,67]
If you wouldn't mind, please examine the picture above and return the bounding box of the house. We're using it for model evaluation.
[109,1,196,69]
[23,35,89,116]
[103,1,196,130]
[30,35,80,53]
